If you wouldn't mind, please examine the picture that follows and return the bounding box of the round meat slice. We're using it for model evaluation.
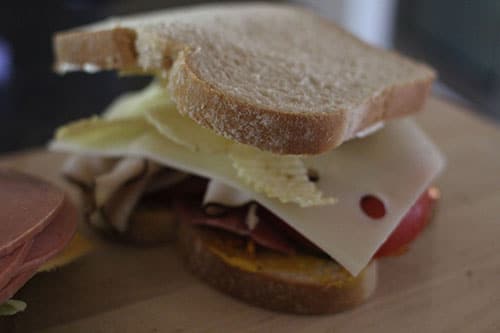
[0,240,32,289]
[0,268,37,305]
[17,198,78,274]
[0,169,65,256]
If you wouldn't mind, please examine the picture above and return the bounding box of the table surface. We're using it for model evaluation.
[1,97,499,333]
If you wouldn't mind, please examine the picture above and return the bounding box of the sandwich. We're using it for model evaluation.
[0,169,93,316]
[49,3,445,314]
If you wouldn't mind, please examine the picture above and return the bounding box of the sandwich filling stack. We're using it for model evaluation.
[49,4,445,314]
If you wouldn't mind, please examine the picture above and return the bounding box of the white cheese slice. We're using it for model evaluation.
[51,119,444,275]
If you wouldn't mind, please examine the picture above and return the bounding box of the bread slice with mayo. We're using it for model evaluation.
[49,3,445,314]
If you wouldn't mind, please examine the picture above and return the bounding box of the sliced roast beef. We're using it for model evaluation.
[176,201,295,255]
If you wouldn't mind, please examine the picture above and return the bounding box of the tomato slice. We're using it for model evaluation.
[373,188,438,258]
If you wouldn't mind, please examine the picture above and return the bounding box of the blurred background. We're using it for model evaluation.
[0,0,498,152]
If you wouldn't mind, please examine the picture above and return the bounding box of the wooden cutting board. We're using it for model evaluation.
[1,97,499,333]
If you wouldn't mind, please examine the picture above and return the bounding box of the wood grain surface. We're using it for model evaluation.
[0,97,499,332]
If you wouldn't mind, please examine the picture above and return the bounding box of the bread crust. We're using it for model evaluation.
[53,28,138,71]
[178,223,377,314]
[170,53,433,153]
[52,5,435,154]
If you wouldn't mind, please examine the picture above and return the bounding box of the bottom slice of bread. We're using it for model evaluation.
[178,223,377,314]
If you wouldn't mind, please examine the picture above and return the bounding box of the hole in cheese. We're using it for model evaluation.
[360,195,386,219]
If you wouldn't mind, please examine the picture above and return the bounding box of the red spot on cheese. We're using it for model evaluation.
[360,195,386,219]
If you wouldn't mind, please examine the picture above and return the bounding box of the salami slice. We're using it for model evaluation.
[0,241,32,288]
[0,268,37,304]
[0,169,64,256]
[0,170,79,305]
[17,198,78,274]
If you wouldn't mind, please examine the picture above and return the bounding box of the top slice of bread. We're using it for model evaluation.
[53,3,435,154]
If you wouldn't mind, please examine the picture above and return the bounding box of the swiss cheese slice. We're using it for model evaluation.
[51,119,444,275]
